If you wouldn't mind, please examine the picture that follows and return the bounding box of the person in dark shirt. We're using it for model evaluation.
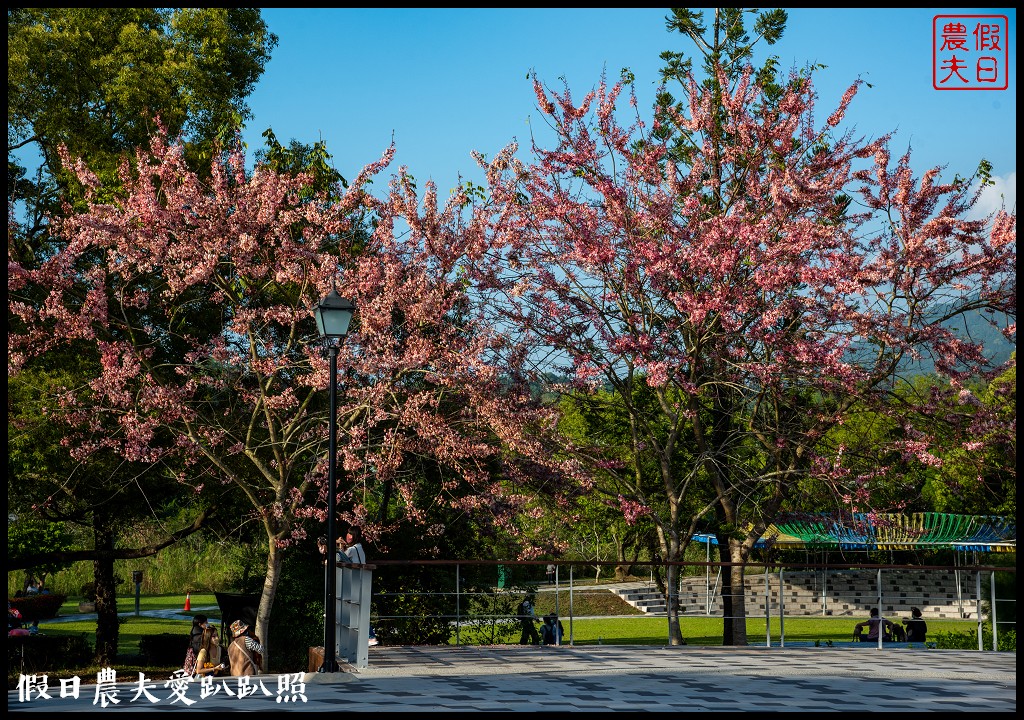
[517,596,540,645]
[903,606,928,642]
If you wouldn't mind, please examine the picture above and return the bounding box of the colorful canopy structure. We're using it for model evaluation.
[693,513,1016,553]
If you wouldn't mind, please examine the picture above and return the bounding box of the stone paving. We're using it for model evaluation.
[10,590,1015,712]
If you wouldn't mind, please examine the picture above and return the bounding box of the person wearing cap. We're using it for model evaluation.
[228,619,265,676]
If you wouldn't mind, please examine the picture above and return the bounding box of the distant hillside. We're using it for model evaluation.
[523,307,1014,391]
[901,307,1015,377]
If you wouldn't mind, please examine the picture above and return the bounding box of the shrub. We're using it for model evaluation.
[8,633,92,673]
[138,633,188,666]
[933,627,1017,652]
[8,593,67,621]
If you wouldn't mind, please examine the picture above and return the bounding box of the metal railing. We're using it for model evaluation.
[364,560,1015,650]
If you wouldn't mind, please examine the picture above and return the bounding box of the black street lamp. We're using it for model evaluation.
[314,287,355,673]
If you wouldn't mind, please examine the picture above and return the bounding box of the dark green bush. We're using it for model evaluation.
[138,633,188,666]
[8,633,92,673]
[933,626,1016,651]
[264,543,327,673]
[8,593,67,621]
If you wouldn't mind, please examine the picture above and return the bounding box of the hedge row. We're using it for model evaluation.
[8,633,92,673]
[9,594,67,622]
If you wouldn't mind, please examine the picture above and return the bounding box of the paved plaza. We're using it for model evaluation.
[9,644,1016,712]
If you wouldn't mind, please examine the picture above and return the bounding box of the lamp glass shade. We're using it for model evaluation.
[314,289,355,339]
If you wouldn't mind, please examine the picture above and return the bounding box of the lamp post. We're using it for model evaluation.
[314,287,355,673]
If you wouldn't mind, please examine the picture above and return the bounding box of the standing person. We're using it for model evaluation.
[228,619,265,676]
[903,607,928,643]
[337,526,379,646]
[183,614,208,675]
[517,594,540,645]
[338,526,366,564]
[546,564,556,585]
[853,607,896,642]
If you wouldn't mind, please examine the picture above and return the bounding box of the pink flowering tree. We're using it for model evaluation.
[8,129,568,663]
[466,63,1016,644]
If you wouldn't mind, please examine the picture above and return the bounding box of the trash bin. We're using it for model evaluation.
[308,646,324,673]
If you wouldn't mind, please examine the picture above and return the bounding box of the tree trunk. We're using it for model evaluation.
[664,561,685,645]
[656,526,686,645]
[652,556,666,598]
[92,520,119,665]
[255,536,284,670]
[727,538,749,645]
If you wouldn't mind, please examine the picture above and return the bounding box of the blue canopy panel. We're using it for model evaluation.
[692,513,1015,552]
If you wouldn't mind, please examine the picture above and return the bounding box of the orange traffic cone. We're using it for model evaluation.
[184,592,191,611]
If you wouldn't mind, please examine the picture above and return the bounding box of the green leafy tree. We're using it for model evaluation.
[921,360,1016,518]
[8,8,275,662]
[8,358,210,663]
[558,387,704,584]
[6,519,74,590]
[8,7,277,264]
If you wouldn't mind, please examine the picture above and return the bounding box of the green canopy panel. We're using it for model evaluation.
[694,513,1016,552]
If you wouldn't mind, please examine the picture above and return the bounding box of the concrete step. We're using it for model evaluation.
[610,569,985,619]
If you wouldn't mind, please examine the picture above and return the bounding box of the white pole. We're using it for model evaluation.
[821,551,829,616]
[955,550,964,616]
[876,568,883,650]
[764,565,771,647]
[779,567,786,647]
[976,570,984,650]
[568,565,574,646]
[705,541,710,615]
[990,570,998,651]
[554,564,560,646]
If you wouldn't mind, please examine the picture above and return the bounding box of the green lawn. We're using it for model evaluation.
[34,613,979,670]
[562,616,979,646]
[38,592,983,654]
[57,593,219,617]
[37,616,196,658]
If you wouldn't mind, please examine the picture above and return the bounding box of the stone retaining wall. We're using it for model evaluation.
[619,569,995,620]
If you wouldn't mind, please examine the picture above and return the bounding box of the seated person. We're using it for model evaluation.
[197,626,224,675]
[853,607,896,642]
[902,606,927,642]
[540,613,564,645]
[8,602,30,637]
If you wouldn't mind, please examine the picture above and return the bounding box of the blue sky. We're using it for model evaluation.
[243,8,1016,216]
